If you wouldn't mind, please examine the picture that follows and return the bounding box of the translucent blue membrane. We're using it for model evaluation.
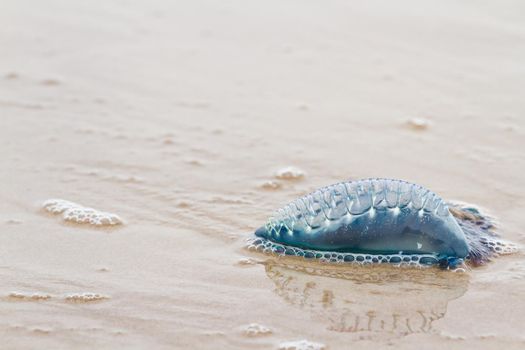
[250,178,515,268]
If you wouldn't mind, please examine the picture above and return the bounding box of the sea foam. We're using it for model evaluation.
[275,166,305,180]
[8,291,52,301]
[240,323,272,337]
[43,199,123,226]
[278,340,326,350]
[64,292,109,302]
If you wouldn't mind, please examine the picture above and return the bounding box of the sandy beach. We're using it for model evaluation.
[1,0,525,349]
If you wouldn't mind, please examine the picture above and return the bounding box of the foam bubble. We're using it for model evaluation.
[278,340,326,350]
[406,118,430,130]
[43,199,123,226]
[247,237,440,267]
[8,291,52,301]
[275,167,305,180]
[241,323,272,337]
[64,292,109,302]
[261,180,282,190]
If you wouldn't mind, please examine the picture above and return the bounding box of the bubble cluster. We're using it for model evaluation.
[64,292,109,302]
[8,291,52,301]
[275,166,305,180]
[261,180,282,190]
[240,323,272,337]
[278,340,326,350]
[43,199,123,226]
[480,237,518,255]
[246,237,441,267]
[6,291,110,303]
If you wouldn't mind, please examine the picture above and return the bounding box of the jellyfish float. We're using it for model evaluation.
[248,178,516,269]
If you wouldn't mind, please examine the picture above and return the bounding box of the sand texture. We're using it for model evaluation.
[1,0,525,349]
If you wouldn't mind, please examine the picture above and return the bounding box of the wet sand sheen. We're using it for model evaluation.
[1,0,525,349]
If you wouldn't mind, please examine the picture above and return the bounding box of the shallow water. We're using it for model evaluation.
[1,0,525,349]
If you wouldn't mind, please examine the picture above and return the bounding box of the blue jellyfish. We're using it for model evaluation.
[248,178,516,269]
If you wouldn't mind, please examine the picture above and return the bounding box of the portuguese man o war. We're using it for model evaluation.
[248,178,517,269]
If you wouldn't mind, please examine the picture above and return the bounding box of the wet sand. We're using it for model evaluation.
[1,0,525,349]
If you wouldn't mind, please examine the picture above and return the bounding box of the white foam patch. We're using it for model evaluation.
[43,199,123,226]
[275,166,305,180]
[64,292,109,302]
[261,180,282,190]
[240,323,272,337]
[278,340,326,350]
[406,117,430,130]
[8,291,52,301]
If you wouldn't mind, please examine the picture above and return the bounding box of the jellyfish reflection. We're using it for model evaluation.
[264,259,469,334]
